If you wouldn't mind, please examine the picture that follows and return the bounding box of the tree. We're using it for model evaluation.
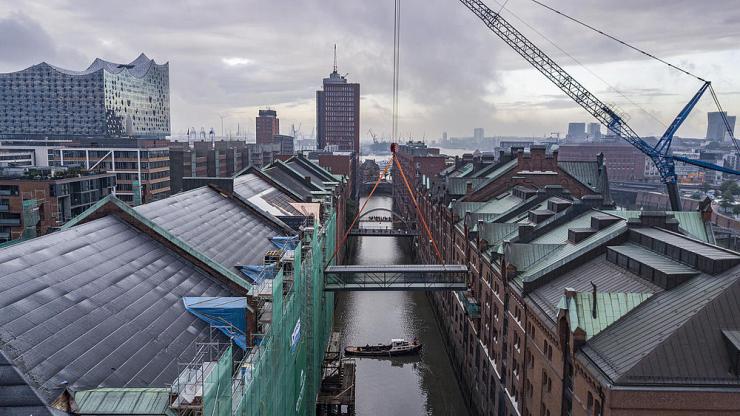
[733,205,740,216]
[690,191,702,200]
[720,180,740,195]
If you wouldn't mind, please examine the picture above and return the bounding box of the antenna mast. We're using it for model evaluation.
[333,44,338,72]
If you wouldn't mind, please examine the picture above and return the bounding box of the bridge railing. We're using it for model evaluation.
[324,264,468,291]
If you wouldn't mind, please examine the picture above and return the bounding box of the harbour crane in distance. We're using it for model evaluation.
[458,0,740,210]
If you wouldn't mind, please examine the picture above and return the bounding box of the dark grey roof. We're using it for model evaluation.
[530,255,662,318]
[233,173,303,216]
[0,351,52,416]
[135,187,289,268]
[285,155,337,183]
[0,216,231,408]
[262,163,321,201]
[580,267,740,386]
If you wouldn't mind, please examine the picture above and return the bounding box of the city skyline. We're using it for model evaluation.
[2,0,740,141]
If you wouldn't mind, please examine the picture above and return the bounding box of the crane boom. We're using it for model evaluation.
[458,0,739,210]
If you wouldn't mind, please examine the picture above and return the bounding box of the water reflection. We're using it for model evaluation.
[334,196,469,416]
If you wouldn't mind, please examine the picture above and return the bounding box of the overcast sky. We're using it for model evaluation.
[1,0,739,142]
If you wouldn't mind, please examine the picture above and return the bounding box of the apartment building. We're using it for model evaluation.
[0,166,114,242]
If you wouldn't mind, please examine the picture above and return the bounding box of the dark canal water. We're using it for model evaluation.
[333,196,470,416]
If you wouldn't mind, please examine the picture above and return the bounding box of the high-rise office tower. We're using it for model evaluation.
[0,54,169,138]
[706,111,736,142]
[256,109,280,145]
[474,128,485,142]
[566,122,587,142]
[587,122,602,140]
[316,53,360,152]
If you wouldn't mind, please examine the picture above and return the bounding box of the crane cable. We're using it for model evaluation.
[514,0,739,157]
[489,0,667,129]
[709,84,740,156]
[392,0,401,141]
[392,151,445,264]
[325,159,394,268]
[528,0,706,83]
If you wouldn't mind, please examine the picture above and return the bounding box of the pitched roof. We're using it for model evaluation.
[74,388,175,415]
[558,160,604,193]
[233,173,303,217]
[0,216,232,408]
[581,270,740,386]
[262,160,325,201]
[531,255,662,319]
[0,352,51,416]
[284,155,338,183]
[604,210,711,242]
[134,187,290,269]
[561,292,653,340]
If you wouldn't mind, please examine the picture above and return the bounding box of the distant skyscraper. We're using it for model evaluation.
[0,54,170,138]
[587,122,602,140]
[256,109,280,145]
[473,128,485,142]
[566,122,587,142]
[316,55,360,152]
[706,111,736,142]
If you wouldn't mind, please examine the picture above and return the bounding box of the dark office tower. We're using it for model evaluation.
[256,109,279,145]
[0,54,169,138]
[706,111,736,142]
[316,59,360,152]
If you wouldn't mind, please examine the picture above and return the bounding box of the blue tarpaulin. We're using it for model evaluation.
[183,297,249,349]
[237,263,276,285]
[271,235,299,251]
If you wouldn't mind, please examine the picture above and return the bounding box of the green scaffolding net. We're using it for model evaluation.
[230,212,337,416]
[203,345,233,416]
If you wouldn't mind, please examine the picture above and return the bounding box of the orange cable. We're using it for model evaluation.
[325,157,394,268]
[392,155,445,264]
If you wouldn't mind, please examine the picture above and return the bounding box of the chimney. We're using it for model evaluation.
[466,181,473,195]
[518,223,535,242]
[596,152,605,173]
[304,175,312,185]
[591,282,597,318]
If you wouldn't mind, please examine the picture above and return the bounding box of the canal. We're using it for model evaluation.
[333,195,470,416]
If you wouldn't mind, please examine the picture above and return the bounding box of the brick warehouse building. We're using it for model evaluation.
[393,144,740,415]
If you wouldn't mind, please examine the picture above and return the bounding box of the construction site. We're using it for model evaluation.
[1,0,740,415]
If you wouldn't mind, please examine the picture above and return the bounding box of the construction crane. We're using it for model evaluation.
[458,0,740,210]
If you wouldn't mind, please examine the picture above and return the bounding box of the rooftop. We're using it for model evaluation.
[0,216,233,413]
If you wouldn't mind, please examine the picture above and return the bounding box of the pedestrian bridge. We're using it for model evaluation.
[324,264,468,291]
[348,228,420,237]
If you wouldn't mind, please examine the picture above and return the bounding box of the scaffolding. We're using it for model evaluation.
[170,329,233,416]
[224,212,337,416]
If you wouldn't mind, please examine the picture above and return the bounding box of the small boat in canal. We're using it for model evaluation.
[345,338,422,357]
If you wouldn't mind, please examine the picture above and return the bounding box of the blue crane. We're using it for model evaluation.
[458,0,740,210]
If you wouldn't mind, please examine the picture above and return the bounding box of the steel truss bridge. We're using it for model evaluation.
[324,264,468,291]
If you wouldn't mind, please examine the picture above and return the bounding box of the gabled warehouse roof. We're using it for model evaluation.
[0,216,233,412]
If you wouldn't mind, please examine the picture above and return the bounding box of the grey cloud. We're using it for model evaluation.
[0,12,57,67]
[2,0,740,137]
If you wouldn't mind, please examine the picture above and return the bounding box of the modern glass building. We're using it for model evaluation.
[0,54,170,138]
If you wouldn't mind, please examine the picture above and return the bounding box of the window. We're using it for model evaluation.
[587,392,594,415]
[542,370,552,393]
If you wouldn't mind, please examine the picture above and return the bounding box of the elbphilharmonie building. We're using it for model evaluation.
[0,54,169,138]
